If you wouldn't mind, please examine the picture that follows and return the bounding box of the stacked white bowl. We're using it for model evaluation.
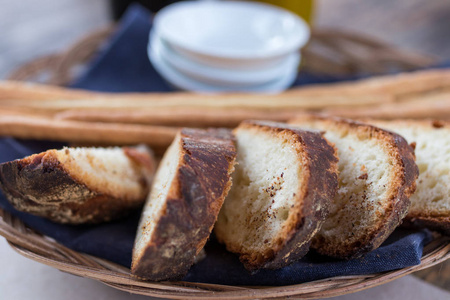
[149,1,310,93]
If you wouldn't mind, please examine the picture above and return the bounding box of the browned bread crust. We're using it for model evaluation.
[0,146,154,224]
[403,215,450,236]
[289,115,418,259]
[368,119,450,236]
[131,128,236,281]
[215,120,339,270]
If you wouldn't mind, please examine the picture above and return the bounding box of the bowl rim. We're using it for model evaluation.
[150,30,301,86]
[153,0,310,60]
[148,38,298,93]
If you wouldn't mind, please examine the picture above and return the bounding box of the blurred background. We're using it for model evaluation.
[1,0,450,79]
[0,0,449,298]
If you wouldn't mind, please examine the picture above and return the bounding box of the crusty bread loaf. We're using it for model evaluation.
[289,116,418,259]
[214,120,339,271]
[131,128,236,281]
[371,120,450,235]
[0,146,155,224]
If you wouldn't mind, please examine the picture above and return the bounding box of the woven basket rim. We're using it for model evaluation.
[7,26,434,85]
[0,23,445,299]
[0,207,449,299]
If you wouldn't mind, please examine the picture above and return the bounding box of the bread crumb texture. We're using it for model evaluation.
[216,126,303,256]
[56,147,148,200]
[375,121,450,217]
[317,128,392,246]
[133,139,180,259]
[290,116,416,258]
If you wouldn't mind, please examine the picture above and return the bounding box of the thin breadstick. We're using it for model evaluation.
[0,80,98,101]
[2,69,450,106]
[0,106,56,117]
[0,92,386,111]
[0,111,178,148]
[326,92,450,119]
[54,108,303,127]
[1,69,450,131]
[0,78,399,111]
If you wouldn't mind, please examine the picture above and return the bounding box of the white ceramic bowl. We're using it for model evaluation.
[148,39,298,93]
[153,0,310,69]
[150,30,301,87]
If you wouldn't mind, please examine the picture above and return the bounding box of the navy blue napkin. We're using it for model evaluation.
[0,4,433,285]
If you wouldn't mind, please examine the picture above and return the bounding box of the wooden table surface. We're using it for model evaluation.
[0,0,449,295]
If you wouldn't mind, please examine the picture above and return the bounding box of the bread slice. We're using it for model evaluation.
[370,120,450,235]
[214,120,339,271]
[0,146,155,224]
[289,116,418,259]
[131,128,236,281]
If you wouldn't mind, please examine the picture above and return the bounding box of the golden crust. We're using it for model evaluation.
[366,118,450,236]
[215,120,339,270]
[131,128,237,281]
[403,215,450,236]
[289,115,418,259]
[0,147,155,224]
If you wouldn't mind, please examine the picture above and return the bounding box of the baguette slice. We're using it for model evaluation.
[371,120,450,235]
[0,146,155,224]
[131,128,236,281]
[214,120,339,271]
[289,116,418,259]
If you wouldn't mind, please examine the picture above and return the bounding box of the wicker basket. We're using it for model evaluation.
[2,26,448,299]
[7,26,434,84]
[0,208,449,299]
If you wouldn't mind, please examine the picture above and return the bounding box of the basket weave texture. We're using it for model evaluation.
[2,26,448,299]
[0,208,449,299]
[7,26,433,84]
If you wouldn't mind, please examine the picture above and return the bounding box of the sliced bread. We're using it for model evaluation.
[289,116,418,259]
[214,120,339,271]
[131,128,236,281]
[371,120,450,235]
[0,146,155,224]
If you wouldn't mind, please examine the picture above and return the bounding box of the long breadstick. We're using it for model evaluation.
[54,108,302,127]
[3,69,450,100]
[0,91,385,111]
[1,70,450,114]
[1,69,450,133]
[326,92,450,119]
[0,110,178,148]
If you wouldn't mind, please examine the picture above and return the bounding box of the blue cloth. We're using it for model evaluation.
[0,4,433,285]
